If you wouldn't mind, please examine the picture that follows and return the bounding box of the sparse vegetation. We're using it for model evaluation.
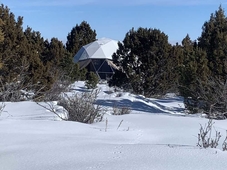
[197,119,227,151]
[0,102,5,115]
[112,102,131,115]
[58,90,103,123]
[197,119,221,149]
[37,89,104,124]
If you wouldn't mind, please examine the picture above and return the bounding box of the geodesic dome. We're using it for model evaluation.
[73,38,119,79]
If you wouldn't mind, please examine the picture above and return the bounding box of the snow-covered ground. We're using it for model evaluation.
[1,81,227,170]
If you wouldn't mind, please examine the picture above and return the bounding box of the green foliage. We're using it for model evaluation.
[66,21,96,55]
[0,18,4,43]
[178,35,209,113]
[198,5,227,81]
[59,52,87,82]
[64,21,96,82]
[178,6,227,115]
[42,38,66,66]
[85,72,99,89]
[0,5,59,96]
[112,27,172,96]
[0,18,3,69]
[0,5,26,82]
[108,70,130,89]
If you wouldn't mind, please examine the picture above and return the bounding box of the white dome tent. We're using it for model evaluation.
[73,38,119,80]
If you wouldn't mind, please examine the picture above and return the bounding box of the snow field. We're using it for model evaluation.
[1,81,227,170]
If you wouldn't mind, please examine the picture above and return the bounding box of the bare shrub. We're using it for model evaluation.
[0,81,23,102]
[222,131,227,151]
[41,79,70,102]
[58,90,103,124]
[0,102,5,115]
[0,57,43,102]
[197,119,221,149]
[182,77,227,119]
[36,101,68,121]
[0,80,38,102]
[34,67,72,102]
[112,102,131,115]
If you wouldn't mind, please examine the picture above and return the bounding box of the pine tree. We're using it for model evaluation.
[23,27,47,87]
[168,42,184,87]
[42,38,66,66]
[198,5,227,81]
[59,51,87,82]
[0,18,4,69]
[179,35,209,113]
[66,21,96,55]
[112,27,172,96]
[0,5,27,82]
[0,18,4,43]
[85,72,99,89]
[196,6,227,116]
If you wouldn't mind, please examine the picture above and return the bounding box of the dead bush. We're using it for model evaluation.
[58,90,103,123]
[0,102,5,115]
[112,102,131,115]
[0,56,39,102]
[197,119,221,149]
[0,81,36,102]
[222,131,227,151]
[40,79,70,102]
[36,101,68,121]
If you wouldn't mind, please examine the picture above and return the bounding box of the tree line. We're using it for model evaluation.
[0,4,96,100]
[1,4,227,117]
[111,6,227,118]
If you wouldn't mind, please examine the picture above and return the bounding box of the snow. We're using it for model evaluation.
[1,81,227,170]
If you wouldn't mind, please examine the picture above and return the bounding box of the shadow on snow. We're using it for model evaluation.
[96,98,184,114]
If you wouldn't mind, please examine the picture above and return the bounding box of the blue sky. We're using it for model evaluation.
[1,0,227,44]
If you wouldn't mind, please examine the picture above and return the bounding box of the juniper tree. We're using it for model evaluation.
[0,18,4,43]
[66,21,96,55]
[111,27,173,96]
[178,35,210,113]
[198,5,227,81]
[85,72,99,89]
[192,6,227,116]
[0,18,4,69]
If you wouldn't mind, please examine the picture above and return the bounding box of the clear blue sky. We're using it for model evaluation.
[1,0,227,44]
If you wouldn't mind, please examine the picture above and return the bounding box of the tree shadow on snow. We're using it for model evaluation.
[134,95,185,113]
[96,99,169,114]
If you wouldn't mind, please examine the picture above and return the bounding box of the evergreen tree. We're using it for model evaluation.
[42,38,66,66]
[112,27,172,96]
[66,21,96,55]
[179,35,209,113]
[0,4,57,94]
[23,27,47,87]
[198,5,227,81]
[59,52,87,82]
[194,6,227,116]
[0,18,4,69]
[0,5,27,82]
[85,72,99,89]
[0,18,4,43]
[168,42,184,87]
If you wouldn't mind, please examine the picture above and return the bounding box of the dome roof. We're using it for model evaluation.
[73,38,118,63]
